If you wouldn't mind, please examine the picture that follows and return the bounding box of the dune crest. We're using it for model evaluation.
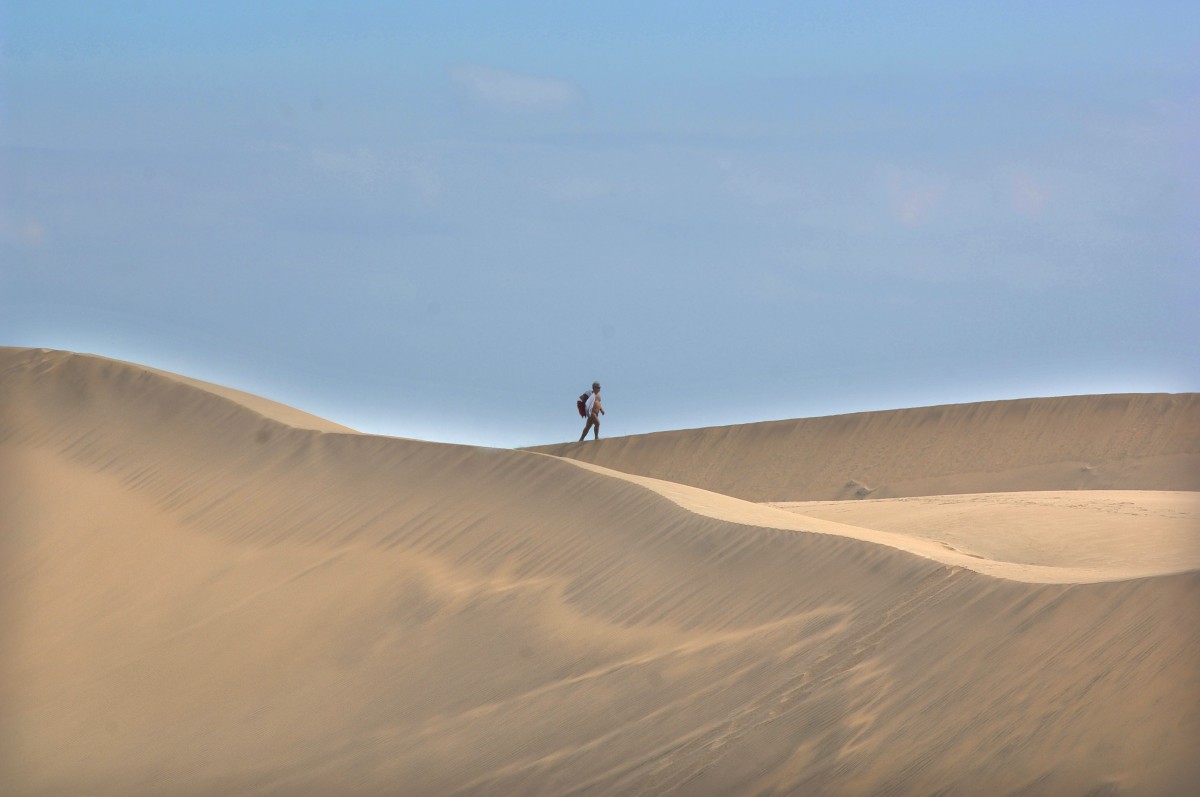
[530,393,1200,501]
[551,458,1200,583]
[3,347,1198,796]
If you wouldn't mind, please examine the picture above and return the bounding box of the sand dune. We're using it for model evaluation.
[3,347,1198,796]
[141,364,358,434]
[531,393,1200,501]
[554,461,1200,584]
[769,491,1200,576]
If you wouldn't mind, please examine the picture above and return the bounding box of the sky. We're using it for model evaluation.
[2,1,1197,447]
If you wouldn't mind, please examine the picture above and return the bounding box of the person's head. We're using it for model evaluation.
[592,381,601,392]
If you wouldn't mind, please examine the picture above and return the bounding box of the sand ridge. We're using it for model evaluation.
[9,347,1190,583]
[769,491,1200,575]
[530,392,1200,501]
[546,458,1200,583]
[142,365,359,434]
[3,347,1198,795]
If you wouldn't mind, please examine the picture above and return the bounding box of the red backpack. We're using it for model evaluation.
[576,391,590,418]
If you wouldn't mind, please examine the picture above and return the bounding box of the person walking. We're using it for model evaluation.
[578,381,605,441]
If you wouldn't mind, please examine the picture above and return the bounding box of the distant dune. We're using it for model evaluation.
[2,347,1198,796]
[530,393,1200,501]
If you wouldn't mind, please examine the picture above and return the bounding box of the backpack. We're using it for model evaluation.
[577,391,590,418]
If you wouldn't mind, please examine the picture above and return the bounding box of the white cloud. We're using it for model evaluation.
[1008,172,1050,216]
[896,185,942,226]
[713,156,799,206]
[309,148,442,203]
[0,213,47,248]
[448,65,583,111]
[312,148,384,183]
[880,168,946,228]
[534,175,613,202]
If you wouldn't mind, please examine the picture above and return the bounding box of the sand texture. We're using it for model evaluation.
[2,347,1198,796]
[530,393,1200,501]
[769,491,1200,577]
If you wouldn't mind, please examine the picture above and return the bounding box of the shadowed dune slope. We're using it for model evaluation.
[530,393,1200,501]
[2,348,1198,796]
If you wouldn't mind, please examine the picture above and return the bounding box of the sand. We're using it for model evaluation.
[769,491,1200,576]
[530,393,1200,501]
[2,347,1198,796]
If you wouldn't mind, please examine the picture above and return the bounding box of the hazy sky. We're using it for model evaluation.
[3,2,1197,447]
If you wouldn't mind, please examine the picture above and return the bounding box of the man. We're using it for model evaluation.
[578,381,605,441]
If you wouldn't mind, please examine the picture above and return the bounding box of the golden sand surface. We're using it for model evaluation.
[2,347,1197,795]
[531,392,1200,500]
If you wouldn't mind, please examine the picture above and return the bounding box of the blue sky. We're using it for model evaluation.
[3,2,1197,447]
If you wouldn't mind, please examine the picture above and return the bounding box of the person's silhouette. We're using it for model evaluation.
[578,382,604,441]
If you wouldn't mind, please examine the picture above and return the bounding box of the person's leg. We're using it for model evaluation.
[578,417,594,442]
[592,417,600,439]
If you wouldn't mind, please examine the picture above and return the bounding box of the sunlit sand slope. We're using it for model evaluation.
[770,491,1200,577]
[530,393,1200,501]
[555,462,1200,584]
[2,348,1198,796]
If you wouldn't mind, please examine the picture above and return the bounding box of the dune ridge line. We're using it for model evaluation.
[529,392,1200,501]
